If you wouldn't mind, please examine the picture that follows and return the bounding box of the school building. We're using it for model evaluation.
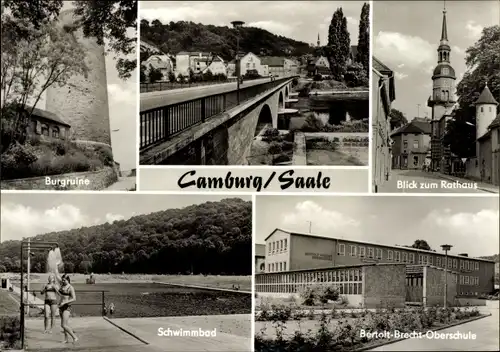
[255,229,495,307]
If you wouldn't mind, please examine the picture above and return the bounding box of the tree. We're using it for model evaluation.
[445,25,500,158]
[148,65,162,83]
[73,0,137,80]
[326,8,351,81]
[410,240,433,251]
[389,108,408,130]
[168,71,176,83]
[0,14,89,151]
[2,0,63,31]
[140,65,147,83]
[356,3,370,71]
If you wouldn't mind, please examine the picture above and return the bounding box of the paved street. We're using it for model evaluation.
[141,77,278,111]
[369,300,499,351]
[378,170,498,193]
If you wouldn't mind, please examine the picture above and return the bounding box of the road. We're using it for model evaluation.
[369,300,499,351]
[140,77,279,112]
[104,177,136,191]
[378,170,497,193]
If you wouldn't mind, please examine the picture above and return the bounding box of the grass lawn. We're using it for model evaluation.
[0,290,19,316]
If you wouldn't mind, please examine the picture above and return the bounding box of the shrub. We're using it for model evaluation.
[273,154,290,164]
[94,145,114,166]
[0,316,21,349]
[0,142,38,179]
[262,128,279,137]
[268,142,283,155]
[313,74,323,81]
[344,63,368,88]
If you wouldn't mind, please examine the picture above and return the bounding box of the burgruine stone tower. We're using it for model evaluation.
[45,8,112,148]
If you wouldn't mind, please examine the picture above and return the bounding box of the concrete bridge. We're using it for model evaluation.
[139,76,299,165]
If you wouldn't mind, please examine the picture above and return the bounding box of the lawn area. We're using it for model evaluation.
[27,282,251,318]
[0,289,19,315]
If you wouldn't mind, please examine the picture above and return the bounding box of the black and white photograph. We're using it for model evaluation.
[0,193,252,351]
[254,195,499,351]
[139,1,370,166]
[0,0,137,191]
[372,0,500,193]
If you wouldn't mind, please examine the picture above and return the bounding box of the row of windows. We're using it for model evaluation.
[403,140,419,149]
[337,244,481,271]
[460,275,480,286]
[256,282,362,294]
[40,125,60,138]
[268,262,286,272]
[256,269,363,285]
[268,239,287,255]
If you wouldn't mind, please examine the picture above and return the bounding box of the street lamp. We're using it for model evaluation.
[231,20,245,104]
[440,244,453,309]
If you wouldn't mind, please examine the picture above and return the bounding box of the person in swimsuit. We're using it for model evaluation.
[58,275,78,344]
[40,274,59,334]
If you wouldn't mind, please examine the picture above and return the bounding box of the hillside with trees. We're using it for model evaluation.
[140,19,313,61]
[0,198,251,275]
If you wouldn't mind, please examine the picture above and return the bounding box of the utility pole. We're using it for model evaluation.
[441,244,453,309]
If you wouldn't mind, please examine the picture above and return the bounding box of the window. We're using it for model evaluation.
[409,253,414,263]
[460,275,464,284]
[268,264,271,272]
[283,262,286,271]
[448,258,452,268]
[453,259,457,269]
[368,248,374,258]
[436,257,441,266]
[41,124,49,136]
[271,263,274,272]
[460,260,464,270]
[252,63,256,68]
[272,242,275,253]
[418,254,423,264]
[403,252,408,263]
[280,240,284,251]
[338,244,345,256]
[350,245,357,257]
[413,156,419,166]
[388,250,393,261]
[395,251,401,262]
[268,244,271,254]
[475,277,479,285]
[428,256,433,265]
[474,262,479,271]
[246,63,250,68]
[403,140,408,149]
[413,140,419,149]
[376,249,382,260]
[464,276,469,285]
[442,67,449,75]
[359,247,366,257]
[52,127,60,138]
[279,262,283,271]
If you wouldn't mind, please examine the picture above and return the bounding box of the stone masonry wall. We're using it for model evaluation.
[1,167,117,190]
[363,264,406,308]
[45,8,111,146]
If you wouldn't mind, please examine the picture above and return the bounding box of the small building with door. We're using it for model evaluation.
[26,106,71,141]
[391,118,431,170]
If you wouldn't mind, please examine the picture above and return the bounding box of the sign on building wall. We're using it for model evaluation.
[305,252,333,261]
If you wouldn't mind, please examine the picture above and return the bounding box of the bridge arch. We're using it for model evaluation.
[255,103,273,136]
[278,92,284,110]
[285,86,289,98]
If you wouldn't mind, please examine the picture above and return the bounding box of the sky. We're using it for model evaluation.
[0,194,251,243]
[33,2,137,171]
[255,196,499,258]
[373,0,500,120]
[139,1,368,47]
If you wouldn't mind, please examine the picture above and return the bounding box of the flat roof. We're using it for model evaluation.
[265,228,496,263]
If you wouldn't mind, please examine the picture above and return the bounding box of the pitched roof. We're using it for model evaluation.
[28,106,71,127]
[391,118,431,136]
[373,57,392,74]
[350,45,358,58]
[489,112,500,129]
[475,84,498,105]
[261,56,285,67]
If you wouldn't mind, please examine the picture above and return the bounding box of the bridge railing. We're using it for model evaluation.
[140,76,297,151]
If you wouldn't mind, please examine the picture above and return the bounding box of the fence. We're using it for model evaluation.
[140,78,237,93]
[140,76,297,151]
[255,267,364,294]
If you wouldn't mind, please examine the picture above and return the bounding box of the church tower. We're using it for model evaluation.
[317,33,320,47]
[427,5,456,121]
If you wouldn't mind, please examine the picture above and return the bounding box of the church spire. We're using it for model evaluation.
[441,3,448,41]
[317,33,320,47]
